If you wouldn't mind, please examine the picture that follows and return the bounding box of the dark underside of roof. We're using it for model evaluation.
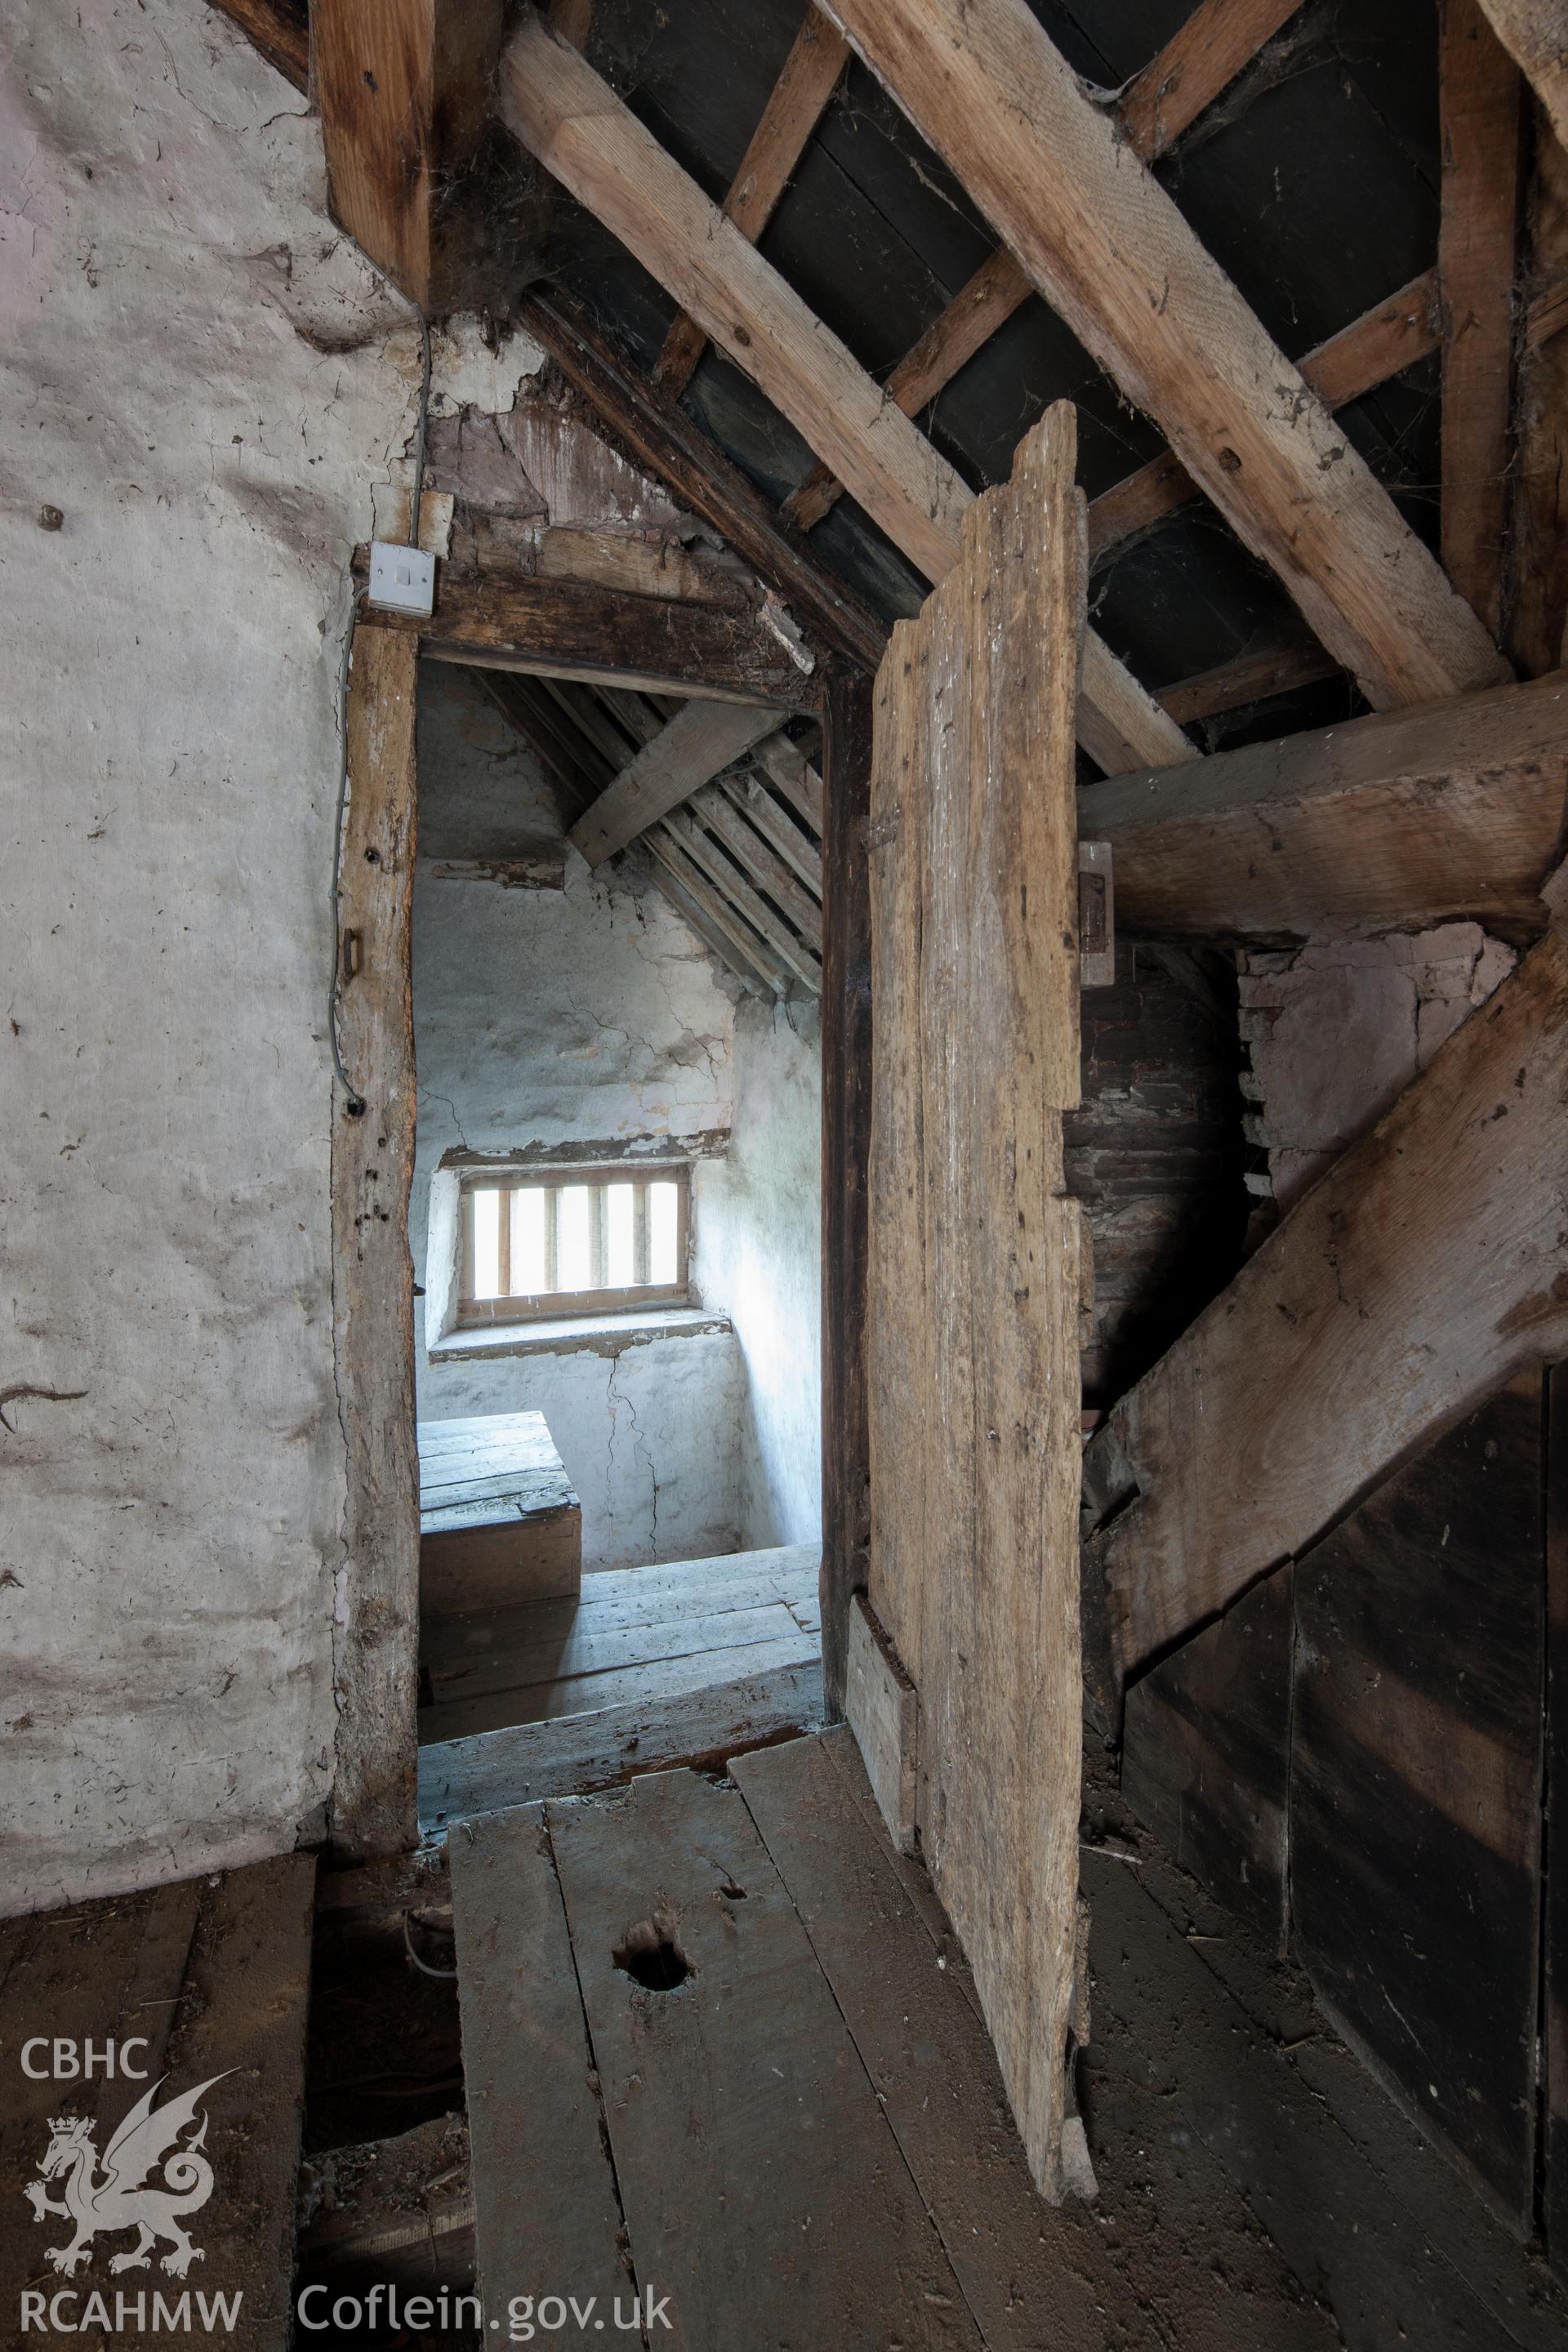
[538,0,1444,760]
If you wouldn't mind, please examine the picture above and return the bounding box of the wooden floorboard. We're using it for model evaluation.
[543,1766,983,2350]
[419,1542,822,1745]
[448,1802,635,2322]
[1080,1845,1529,2348]
[418,1657,824,1824]
[734,1731,1337,2352]
[0,1856,313,2350]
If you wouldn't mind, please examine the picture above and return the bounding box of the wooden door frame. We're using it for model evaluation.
[819,663,875,1722]
[327,612,866,1856]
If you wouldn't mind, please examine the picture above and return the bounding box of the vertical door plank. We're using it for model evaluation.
[865,403,1085,2198]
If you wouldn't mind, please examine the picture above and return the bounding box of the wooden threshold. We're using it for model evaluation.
[418,1655,825,1823]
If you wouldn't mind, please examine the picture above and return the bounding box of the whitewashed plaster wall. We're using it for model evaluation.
[0,1,434,1912]
[412,666,749,1569]
[694,997,823,1548]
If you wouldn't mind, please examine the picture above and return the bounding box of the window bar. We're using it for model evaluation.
[590,1181,608,1291]
[496,1185,511,1299]
[633,1178,650,1287]
[461,1187,476,1303]
[543,1183,559,1294]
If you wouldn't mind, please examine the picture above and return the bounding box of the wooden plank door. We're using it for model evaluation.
[861,403,1086,2201]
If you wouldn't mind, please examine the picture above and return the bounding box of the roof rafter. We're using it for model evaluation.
[499,16,1192,773]
[654,8,850,394]
[821,0,1511,710]
[786,0,1309,537]
[569,699,783,865]
[1087,270,1441,571]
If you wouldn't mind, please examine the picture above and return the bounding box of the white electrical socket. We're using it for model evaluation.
[367,539,436,617]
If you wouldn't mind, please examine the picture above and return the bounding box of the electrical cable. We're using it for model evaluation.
[403,1909,459,1980]
[328,316,434,1118]
[327,619,365,1117]
[408,314,432,547]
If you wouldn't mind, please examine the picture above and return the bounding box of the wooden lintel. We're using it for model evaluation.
[357,557,817,710]
[1078,668,1568,941]
[1084,927,1568,1708]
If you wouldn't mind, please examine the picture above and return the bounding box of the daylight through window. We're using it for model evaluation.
[458,1165,690,1325]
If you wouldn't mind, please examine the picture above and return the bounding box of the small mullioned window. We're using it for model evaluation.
[457,1165,691,1326]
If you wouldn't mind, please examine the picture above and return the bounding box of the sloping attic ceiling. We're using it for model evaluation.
[540,0,1446,755]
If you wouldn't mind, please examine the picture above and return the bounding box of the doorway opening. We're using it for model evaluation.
[407,660,824,1800]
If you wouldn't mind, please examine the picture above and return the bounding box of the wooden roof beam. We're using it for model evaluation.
[1077,667,1568,942]
[822,0,1512,709]
[312,0,550,316]
[522,294,889,678]
[1155,635,1339,726]
[570,701,784,866]
[1088,269,1441,569]
[655,10,851,394]
[479,671,784,994]
[499,17,1192,773]
[1084,907,1568,1725]
[787,0,1309,534]
[1117,0,1307,157]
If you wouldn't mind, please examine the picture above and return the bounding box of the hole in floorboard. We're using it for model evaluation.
[613,1918,693,1991]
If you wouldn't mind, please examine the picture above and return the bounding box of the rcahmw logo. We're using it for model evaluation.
[18,2038,243,2335]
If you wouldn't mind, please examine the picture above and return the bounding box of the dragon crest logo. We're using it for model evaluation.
[24,2074,229,2279]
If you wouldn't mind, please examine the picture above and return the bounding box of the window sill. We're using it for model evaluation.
[427,1305,733,1364]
